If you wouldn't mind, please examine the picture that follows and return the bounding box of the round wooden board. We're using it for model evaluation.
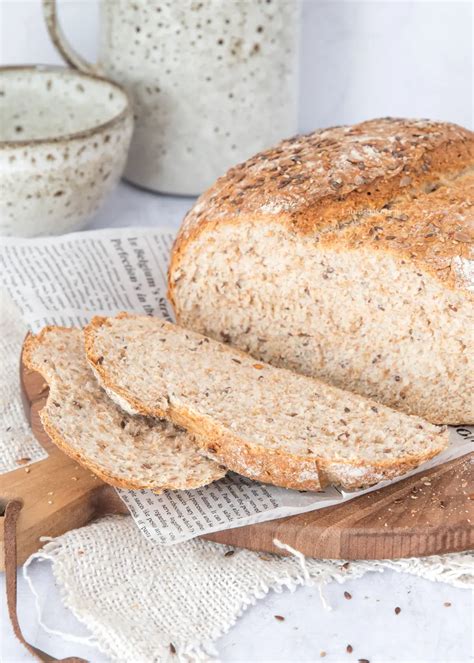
[1,345,472,567]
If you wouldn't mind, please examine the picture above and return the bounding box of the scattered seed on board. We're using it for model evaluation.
[274,615,285,621]
[346,644,353,653]
[169,643,176,654]
[344,591,352,600]
[444,602,452,607]
[358,659,370,663]
[395,607,401,614]
[320,652,326,658]
[224,550,235,557]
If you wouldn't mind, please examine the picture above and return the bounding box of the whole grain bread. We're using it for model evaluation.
[84,313,449,491]
[23,326,226,492]
[168,117,474,424]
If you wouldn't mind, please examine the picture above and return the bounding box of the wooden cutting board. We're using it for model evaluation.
[0,348,473,568]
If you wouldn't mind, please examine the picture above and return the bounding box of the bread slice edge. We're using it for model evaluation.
[23,326,226,493]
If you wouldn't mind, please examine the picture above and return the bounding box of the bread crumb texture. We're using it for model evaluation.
[169,117,474,424]
[85,314,449,491]
[23,327,226,492]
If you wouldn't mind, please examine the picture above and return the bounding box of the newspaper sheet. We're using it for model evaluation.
[1,227,472,545]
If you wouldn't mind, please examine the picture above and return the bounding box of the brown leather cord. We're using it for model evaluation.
[4,499,87,663]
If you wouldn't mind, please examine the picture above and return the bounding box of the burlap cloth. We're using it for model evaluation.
[25,516,474,663]
[2,288,473,662]
[0,289,47,473]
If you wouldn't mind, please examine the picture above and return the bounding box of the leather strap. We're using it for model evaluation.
[4,499,87,663]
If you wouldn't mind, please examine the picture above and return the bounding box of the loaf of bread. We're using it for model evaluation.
[84,313,448,491]
[23,326,226,491]
[168,118,474,424]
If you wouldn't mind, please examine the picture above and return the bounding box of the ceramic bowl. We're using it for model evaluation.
[0,65,133,237]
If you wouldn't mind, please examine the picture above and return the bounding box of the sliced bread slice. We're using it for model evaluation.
[84,313,449,491]
[23,326,226,492]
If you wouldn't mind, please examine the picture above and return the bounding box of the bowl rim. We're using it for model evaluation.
[0,64,132,148]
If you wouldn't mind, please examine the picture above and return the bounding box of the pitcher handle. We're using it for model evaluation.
[43,0,102,76]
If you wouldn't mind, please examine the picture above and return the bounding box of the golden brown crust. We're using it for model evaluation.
[319,171,474,290]
[169,117,474,304]
[84,315,448,492]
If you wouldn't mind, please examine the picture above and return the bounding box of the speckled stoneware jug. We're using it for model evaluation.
[44,0,299,196]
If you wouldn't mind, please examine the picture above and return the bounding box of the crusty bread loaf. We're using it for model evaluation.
[84,313,448,491]
[168,117,474,424]
[23,326,226,492]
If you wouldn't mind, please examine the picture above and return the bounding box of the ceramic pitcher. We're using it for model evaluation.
[44,0,299,196]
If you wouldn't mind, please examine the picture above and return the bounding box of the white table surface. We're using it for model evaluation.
[1,181,472,663]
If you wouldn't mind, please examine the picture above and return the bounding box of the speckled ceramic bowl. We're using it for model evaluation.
[0,66,133,237]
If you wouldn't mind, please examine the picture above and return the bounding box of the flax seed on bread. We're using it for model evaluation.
[23,326,226,492]
[168,117,474,424]
[84,313,449,491]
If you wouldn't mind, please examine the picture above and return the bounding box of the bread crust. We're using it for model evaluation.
[84,313,448,492]
[168,117,474,308]
[23,326,226,492]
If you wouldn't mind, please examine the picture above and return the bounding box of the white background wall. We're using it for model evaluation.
[0,0,472,130]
